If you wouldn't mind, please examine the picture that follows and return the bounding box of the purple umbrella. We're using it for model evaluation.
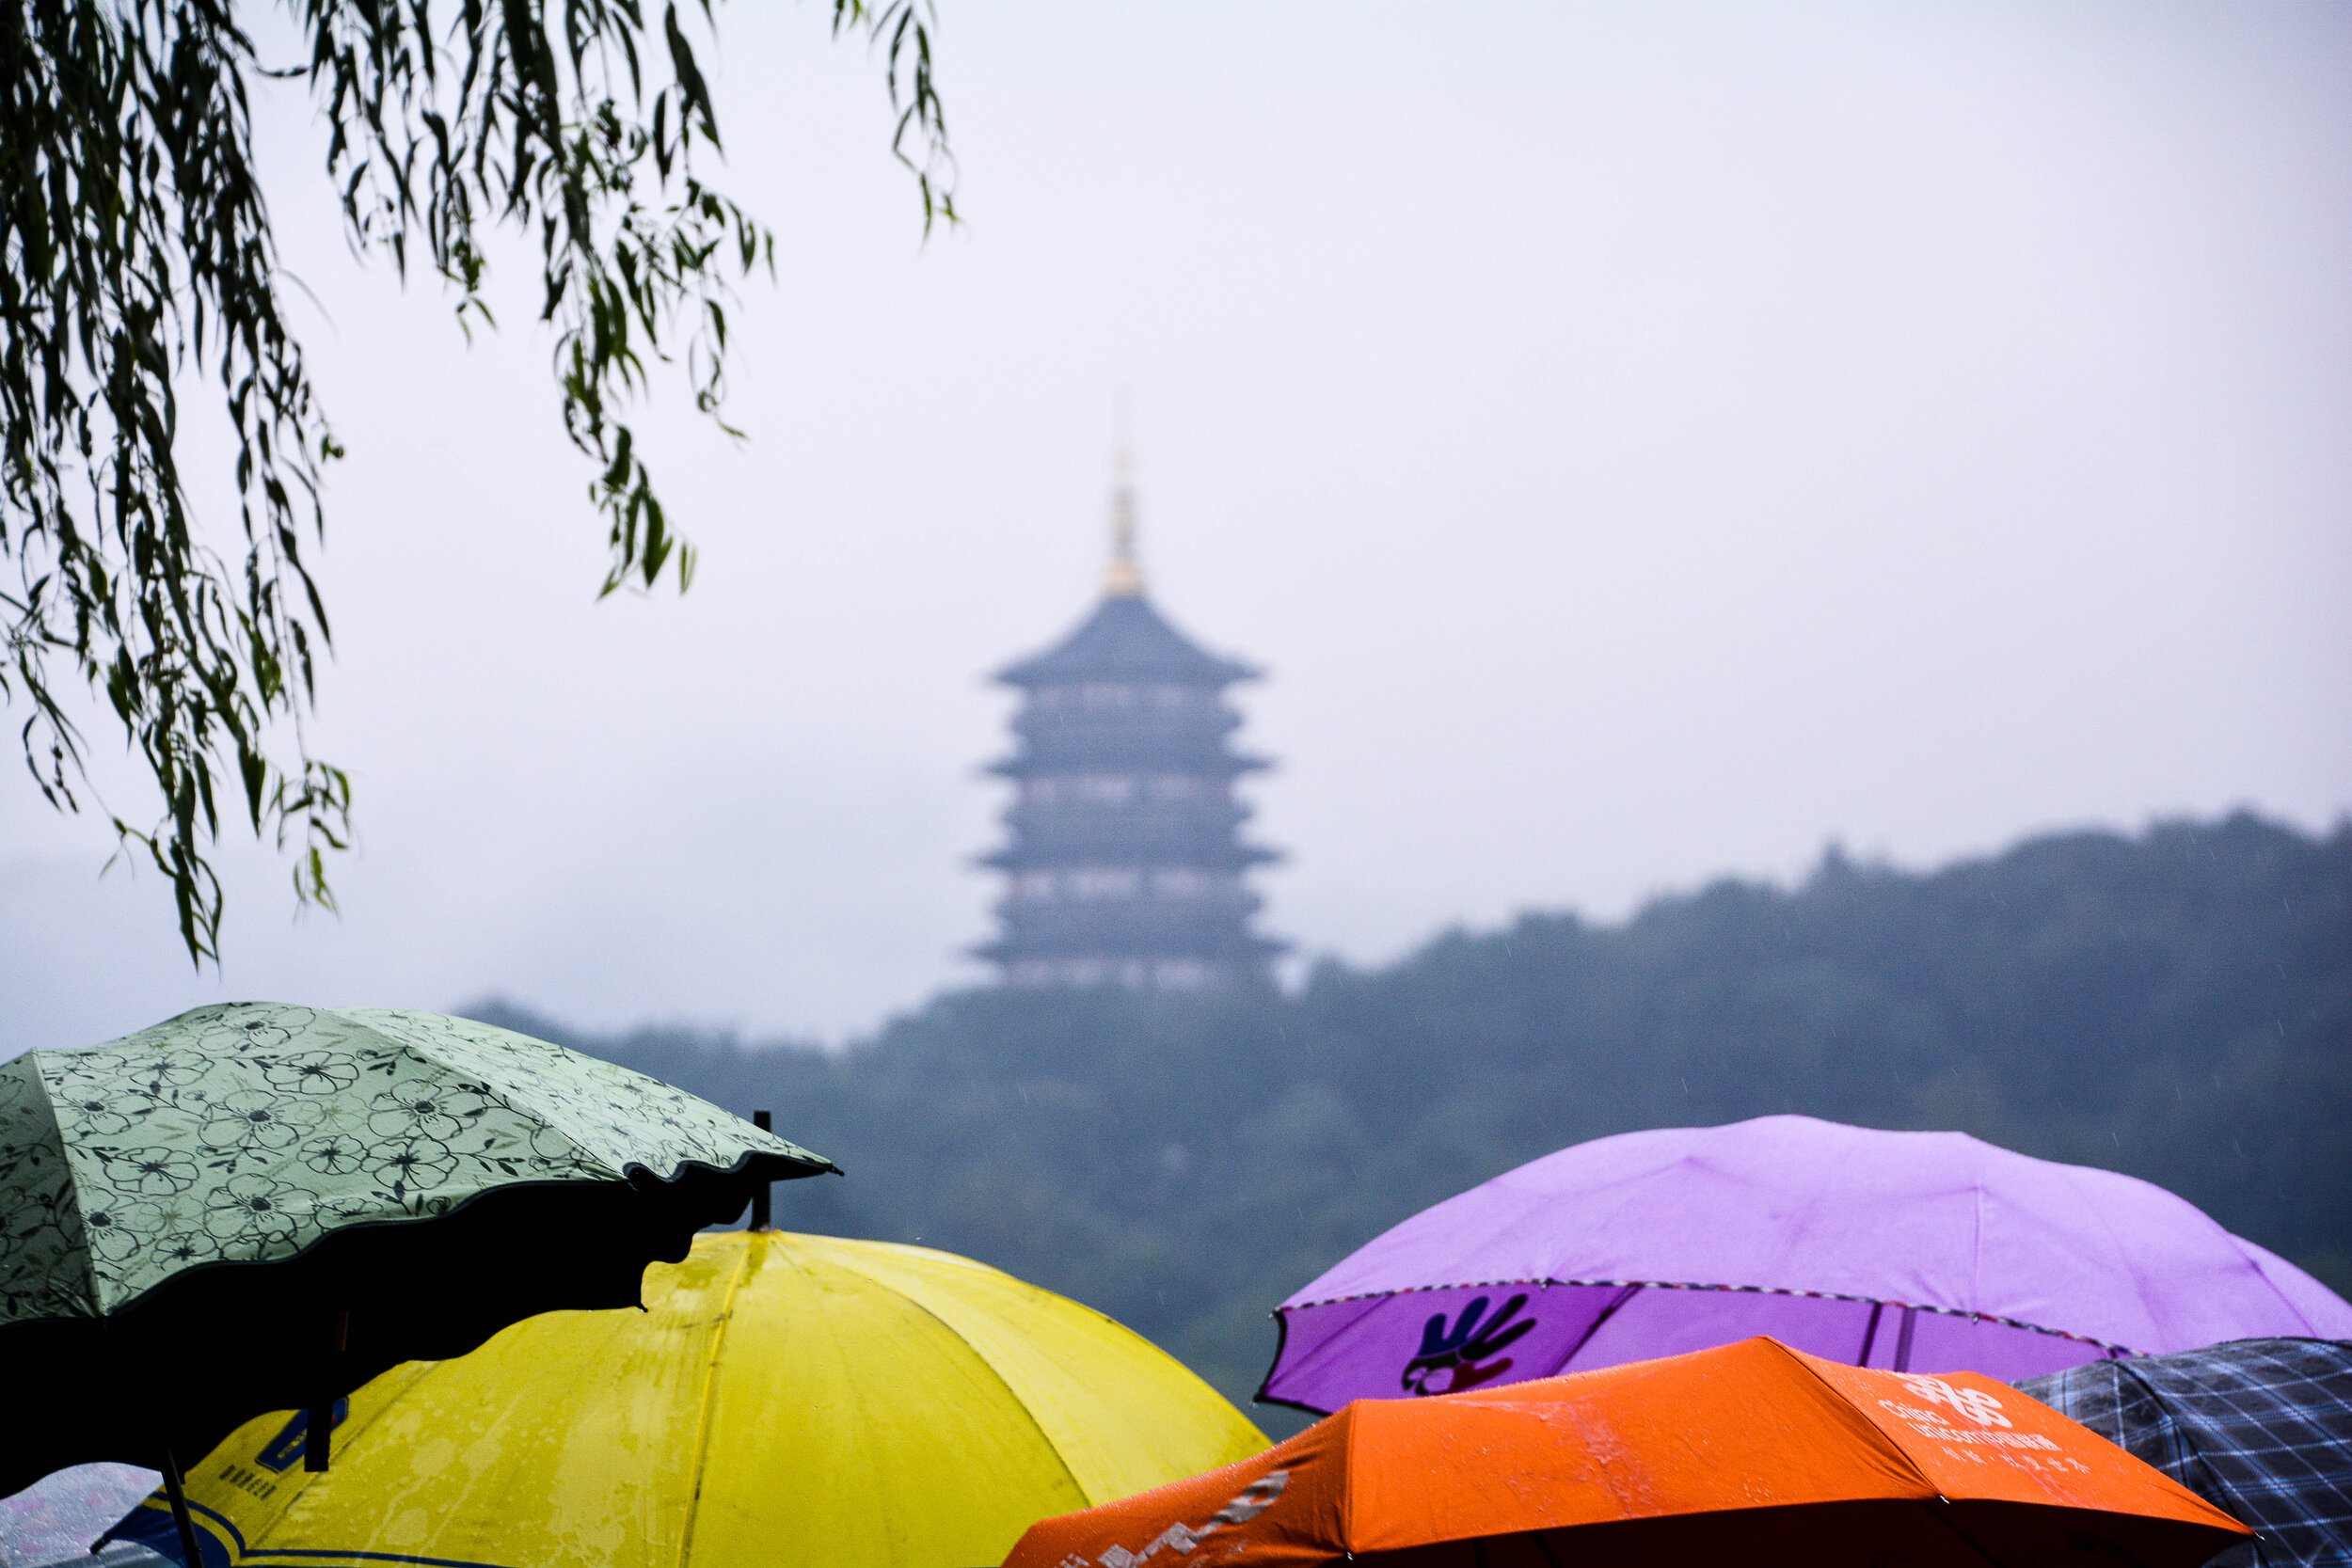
[1259,1115,2352,1415]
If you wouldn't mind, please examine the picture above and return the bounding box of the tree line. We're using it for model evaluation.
[473,810,2351,1425]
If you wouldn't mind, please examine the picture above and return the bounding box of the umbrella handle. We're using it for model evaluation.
[306,1309,350,1472]
[751,1111,772,1232]
[158,1443,205,1568]
[303,1401,332,1471]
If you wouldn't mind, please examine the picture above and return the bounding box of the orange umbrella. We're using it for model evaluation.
[1003,1337,2251,1568]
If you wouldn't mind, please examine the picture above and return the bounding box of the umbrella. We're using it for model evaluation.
[1260,1116,2352,1413]
[1,1465,159,1568]
[1009,1335,2253,1568]
[0,1003,831,1535]
[103,1228,1271,1568]
[2016,1337,2352,1568]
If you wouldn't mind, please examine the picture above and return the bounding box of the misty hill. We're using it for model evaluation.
[472,810,2351,1425]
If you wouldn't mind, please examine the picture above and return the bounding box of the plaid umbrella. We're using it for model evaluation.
[2017,1338,2352,1568]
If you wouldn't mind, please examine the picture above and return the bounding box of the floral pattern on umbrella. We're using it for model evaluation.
[0,1003,829,1324]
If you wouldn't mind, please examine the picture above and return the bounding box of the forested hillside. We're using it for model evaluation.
[473,811,2351,1426]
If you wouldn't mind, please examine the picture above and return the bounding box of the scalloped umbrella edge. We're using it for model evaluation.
[0,1002,834,1530]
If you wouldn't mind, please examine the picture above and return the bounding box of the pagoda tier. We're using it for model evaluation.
[990,750,1268,781]
[982,807,1279,872]
[977,520,1282,991]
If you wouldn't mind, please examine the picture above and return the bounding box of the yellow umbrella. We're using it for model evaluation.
[106,1231,1267,1568]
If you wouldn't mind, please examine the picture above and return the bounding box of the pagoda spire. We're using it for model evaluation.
[1104,397,1143,598]
[978,430,1283,992]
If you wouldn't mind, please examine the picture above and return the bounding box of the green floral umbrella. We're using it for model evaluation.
[0,1002,833,1508]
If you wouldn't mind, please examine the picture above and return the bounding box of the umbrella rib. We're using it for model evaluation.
[1971,1154,1990,1318]
[1914,1500,2004,1565]
[671,1235,756,1568]
[821,1252,1092,1505]
[357,1018,626,1185]
[2069,1165,2177,1348]
[1767,1340,1943,1498]
[1553,1284,1640,1373]
[27,1058,109,1317]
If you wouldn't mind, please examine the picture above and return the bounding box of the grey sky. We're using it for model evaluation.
[5,2,2347,1053]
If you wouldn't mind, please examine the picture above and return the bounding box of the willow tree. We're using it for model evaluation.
[0,0,950,961]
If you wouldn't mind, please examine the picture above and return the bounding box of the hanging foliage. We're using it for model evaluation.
[0,0,952,960]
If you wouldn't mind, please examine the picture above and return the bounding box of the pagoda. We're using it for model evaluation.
[977,462,1282,990]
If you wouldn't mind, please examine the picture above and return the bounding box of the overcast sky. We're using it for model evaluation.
[5,2,2347,1053]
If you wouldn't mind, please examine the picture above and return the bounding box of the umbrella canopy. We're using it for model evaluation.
[1009,1336,2252,1568]
[2017,1338,2352,1568]
[104,1228,1270,1568]
[1261,1116,2352,1413]
[1,1465,158,1568]
[0,1003,831,1495]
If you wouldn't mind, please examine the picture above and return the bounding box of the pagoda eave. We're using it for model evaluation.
[972,932,1289,964]
[987,753,1272,781]
[980,843,1279,872]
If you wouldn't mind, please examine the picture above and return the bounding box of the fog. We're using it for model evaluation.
[4,1,2347,1053]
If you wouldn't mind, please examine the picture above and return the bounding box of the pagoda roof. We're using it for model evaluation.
[995,594,1260,689]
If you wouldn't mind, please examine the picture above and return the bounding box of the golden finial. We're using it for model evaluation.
[1104,392,1143,598]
